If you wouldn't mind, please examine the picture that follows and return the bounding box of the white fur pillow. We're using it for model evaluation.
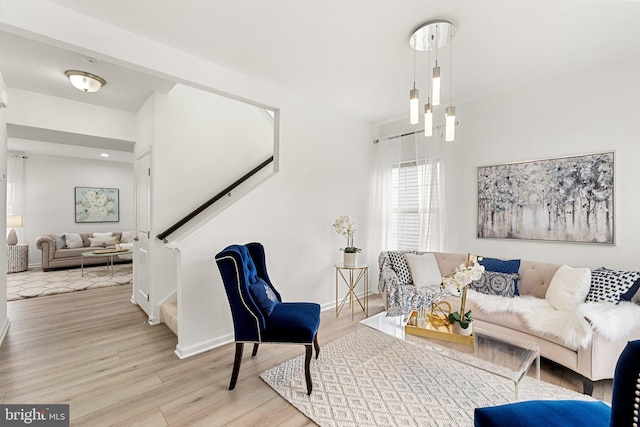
[89,236,117,247]
[405,253,442,288]
[545,264,591,311]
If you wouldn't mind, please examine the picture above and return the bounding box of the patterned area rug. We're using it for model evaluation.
[261,327,597,427]
[7,263,133,301]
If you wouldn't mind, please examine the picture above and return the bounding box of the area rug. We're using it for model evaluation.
[7,263,133,301]
[260,327,597,427]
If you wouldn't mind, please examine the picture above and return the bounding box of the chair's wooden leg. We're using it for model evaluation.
[583,378,594,396]
[252,343,259,357]
[304,344,313,395]
[229,343,244,390]
[313,334,320,359]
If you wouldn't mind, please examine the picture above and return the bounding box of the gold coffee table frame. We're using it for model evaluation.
[81,249,133,277]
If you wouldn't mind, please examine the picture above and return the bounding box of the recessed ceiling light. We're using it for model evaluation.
[82,56,100,64]
[100,153,110,158]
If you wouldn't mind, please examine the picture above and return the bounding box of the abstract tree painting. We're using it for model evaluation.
[477,152,614,243]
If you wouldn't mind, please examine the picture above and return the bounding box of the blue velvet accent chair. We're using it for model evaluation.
[215,242,321,395]
[474,339,640,427]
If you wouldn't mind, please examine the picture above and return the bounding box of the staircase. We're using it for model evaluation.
[160,300,178,336]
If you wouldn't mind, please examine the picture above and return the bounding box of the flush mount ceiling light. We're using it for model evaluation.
[65,70,106,93]
[409,20,457,141]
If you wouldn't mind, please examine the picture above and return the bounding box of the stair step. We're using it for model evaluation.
[160,300,178,336]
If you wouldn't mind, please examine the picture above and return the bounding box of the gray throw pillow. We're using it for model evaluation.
[50,233,66,250]
[469,271,519,298]
[64,233,84,249]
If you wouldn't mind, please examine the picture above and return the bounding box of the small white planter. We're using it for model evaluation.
[452,321,473,336]
[343,252,357,267]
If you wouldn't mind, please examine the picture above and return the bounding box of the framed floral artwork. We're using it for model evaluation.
[75,187,119,223]
[477,152,614,244]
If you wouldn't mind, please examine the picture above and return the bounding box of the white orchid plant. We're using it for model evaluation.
[332,215,361,253]
[441,254,484,329]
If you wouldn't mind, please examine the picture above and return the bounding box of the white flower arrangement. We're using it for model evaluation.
[442,254,484,330]
[332,215,361,253]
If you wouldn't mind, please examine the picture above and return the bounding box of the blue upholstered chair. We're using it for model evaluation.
[474,339,640,427]
[215,243,321,395]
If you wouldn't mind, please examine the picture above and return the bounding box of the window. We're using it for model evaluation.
[389,160,441,250]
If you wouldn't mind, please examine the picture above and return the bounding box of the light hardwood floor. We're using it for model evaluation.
[0,284,611,426]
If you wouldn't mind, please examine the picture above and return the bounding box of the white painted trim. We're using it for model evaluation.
[0,317,10,347]
[148,316,161,325]
[175,332,234,359]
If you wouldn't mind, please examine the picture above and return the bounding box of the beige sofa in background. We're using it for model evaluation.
[35,232,133,271]
[378,250,640,394]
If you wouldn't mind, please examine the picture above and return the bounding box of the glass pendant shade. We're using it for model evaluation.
[424,103,433,137]
[445,106,456,142]
[432,66,441,106]
[409,88,420,124]
[65,70,106,93]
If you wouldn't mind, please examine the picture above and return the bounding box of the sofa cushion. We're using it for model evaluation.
[405,253,441,288]
[93,232,113,238]
[545,265,591,311]
[51,233,66,250]
[479,257,521,295]
[89,236,117,247]
[586,267,640,304]
[388,251,418,285]
[53,247,90,259]
[81,233,92,247]
[470,271,519,298]
[64,233,84,249]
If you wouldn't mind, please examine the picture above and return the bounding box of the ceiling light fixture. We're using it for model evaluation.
[65,70,106,93]
[100,153,110,158]
[409,19,457,141]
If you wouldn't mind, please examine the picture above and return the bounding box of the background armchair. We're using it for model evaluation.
[215,242,321,395]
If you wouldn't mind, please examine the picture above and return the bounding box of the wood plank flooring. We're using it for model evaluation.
[0,285,611,426]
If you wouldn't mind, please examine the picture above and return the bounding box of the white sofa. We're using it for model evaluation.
[378,250,640,394]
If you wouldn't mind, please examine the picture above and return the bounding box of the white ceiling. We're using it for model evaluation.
[39,0,640,123]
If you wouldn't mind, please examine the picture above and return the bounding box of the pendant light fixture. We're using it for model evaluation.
[409,20,457,141]
[424,49,433,137]
[409,49,419,124]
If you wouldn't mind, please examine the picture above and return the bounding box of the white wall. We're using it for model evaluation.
[6,88,136,142]
[447,58,640,270]
[23,153,134,266]
[178,96,374,356]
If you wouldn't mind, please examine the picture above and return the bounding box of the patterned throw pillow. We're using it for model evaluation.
[388,251,418,285]
[469,271,519,297]
[586,267,640,303]
[249,278,280,316]
[479,257,521,295]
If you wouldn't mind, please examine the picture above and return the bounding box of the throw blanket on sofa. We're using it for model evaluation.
[468,289,640,349]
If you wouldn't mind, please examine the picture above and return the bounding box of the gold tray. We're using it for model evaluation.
[405,311,474,346]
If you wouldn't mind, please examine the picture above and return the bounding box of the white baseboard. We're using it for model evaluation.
[174,332,234,359]
[0,316,10,347]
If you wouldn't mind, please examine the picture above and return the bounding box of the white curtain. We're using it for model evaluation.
[7,154,26,217]
[374,130,448,252]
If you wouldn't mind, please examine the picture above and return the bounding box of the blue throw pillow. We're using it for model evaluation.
[249,278,280,316]
[479,257,521,295]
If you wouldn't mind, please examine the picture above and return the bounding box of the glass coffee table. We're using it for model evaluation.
[81,249,133,277]
[359,312,540,399]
